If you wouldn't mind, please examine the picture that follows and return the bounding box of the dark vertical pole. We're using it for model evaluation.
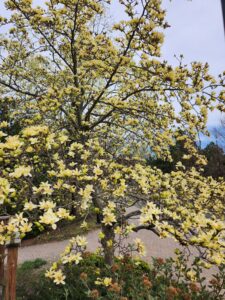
[0,245,5,300]
[5,245,18,300]
[221,0,225,33]
[0,217,9,300]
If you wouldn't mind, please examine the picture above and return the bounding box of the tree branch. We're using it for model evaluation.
[84,0,150,121]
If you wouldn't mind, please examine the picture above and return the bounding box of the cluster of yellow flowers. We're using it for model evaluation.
[134,238,146,257]
[0,213,32,244]
[102,201,117,226]
[95,277,112,287]
[46,235,88,284]
[140,202,162,225]
[0,178,15,204]
[0,125,225,268]
[22,125,49,137]
[46,268,66,285]
[9,166,32,178]
[33,182,53,195]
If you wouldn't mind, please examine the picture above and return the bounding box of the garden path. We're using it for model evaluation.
[18,228,179,264]
[18,228,218,281]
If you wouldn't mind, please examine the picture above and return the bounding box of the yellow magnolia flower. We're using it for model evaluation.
[3,136,22,150]
[186,270,197,282]
[134,238,146,256]
[114,226,122,235]
[39,200,56,210]
[0,121,8,128]
[80,221,88,229]
[107,240,113,247]
[53,270,66,285]
[58,134,69,144]
[9,166,32,178]
[62,252,82,265]
[22,125,49,137]
[140,202,161,225]
[95,277,112,287]
[7,223,18,234]
[107,201,116,210]
[24,202,37,211]
[0,131,7,138]
[93,166,103,176]
[102,212,116,226]
[113,179,127,197]
[0,235,6,245]
[33,182,53,195]
[79,184,93,210]
[75,235,87,247]
[98,231,105,240]
[210,252,224,265]
[45,267,55,279]
[125,224,135,234]
[19,221,32,233]
[0,178,15,204]
[39,209,59,229]
[103,277,112,287]
[56,208,70,219]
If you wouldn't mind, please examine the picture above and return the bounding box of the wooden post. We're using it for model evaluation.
[4,244,19,300]
[0,244,5,287]
[0,244,5,300]
[0,217,9,300]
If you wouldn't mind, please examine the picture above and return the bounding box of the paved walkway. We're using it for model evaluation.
[18,227,219,281]
[19,228,181,264]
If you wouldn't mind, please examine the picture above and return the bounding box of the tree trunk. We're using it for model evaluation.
[101,224,115,266]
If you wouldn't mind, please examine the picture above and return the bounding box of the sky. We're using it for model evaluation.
[161,0,225,129]
[110,0,225,128]
[0,0,224,130]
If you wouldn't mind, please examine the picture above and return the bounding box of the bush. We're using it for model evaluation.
[17,259,47,299]
[18,258,47,272]
[17,253,225,300]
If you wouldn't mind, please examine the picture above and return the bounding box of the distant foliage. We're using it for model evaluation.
[202,142,225,179]
[148,140,225,179]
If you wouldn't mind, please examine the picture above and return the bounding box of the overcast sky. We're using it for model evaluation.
[0,0,224,129]
[110,0,225,128]
[161,0,225,134]
[162,0,224,75]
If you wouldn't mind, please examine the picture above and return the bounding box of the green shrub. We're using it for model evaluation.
[17,253,225,300]
[18,258,47,272]
[17,259,47,300]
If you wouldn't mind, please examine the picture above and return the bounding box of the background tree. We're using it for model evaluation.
[202,142,225,178]
[148,138,225,179]
[148,133,199,173]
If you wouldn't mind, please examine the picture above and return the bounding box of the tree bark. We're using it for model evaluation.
[101,224,115,266]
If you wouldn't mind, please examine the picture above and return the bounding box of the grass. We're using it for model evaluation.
[17,259,48,300]
[22,215,99,246]
[18,258,47,272]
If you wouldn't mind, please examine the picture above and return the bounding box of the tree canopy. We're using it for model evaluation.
[0,0,225,284]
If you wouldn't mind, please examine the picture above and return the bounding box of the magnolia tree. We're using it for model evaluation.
[0,0,225,285]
